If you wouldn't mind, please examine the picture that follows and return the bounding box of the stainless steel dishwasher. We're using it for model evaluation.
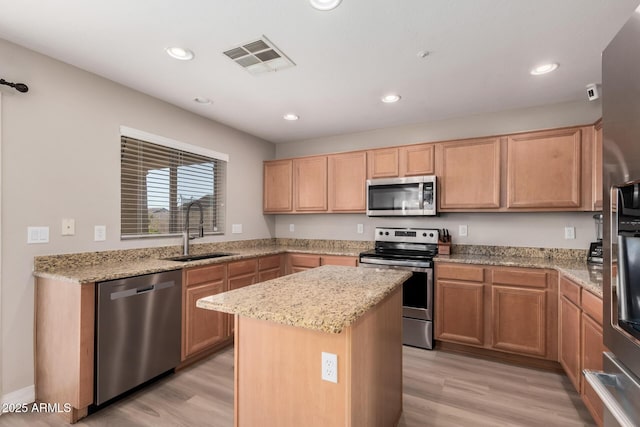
[95,269,182,405]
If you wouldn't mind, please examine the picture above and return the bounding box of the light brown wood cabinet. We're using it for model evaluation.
[436,137,502,210]
[263,159,293,213]
[258,254,283,282]
[593,121,603,210]
[435,262,557,360]
[400,143,435,176]
[227,259,258,337]
[294,156,328,212]
[559,274,605,427]
[328,151,367,212]
[507,127,583,209]
[286,253,358,274]
[367,147,399,178]
[183,264,228,360]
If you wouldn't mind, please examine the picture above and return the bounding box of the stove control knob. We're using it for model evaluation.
[385,232,389,235]
[379,231,383,235]
[429,233,434,237]
[423,232,427,237]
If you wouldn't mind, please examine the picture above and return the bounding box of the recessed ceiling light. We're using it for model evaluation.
[309,0,342,11]
[165,47,195,61]
[381,94,401,103]
[283,113,299,121]
[530,63,559,75]
[194,97,211,104]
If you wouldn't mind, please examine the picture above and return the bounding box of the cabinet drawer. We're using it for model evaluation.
[582,289,603,326]
[259,269,280,282]
[289,254,321,268]
[321,255,358,267]
[259,255,281,271]
[185,264,226,286]
[560,276,581,306]
[492,268,547,288]
[437,263,484,282]
[228,259,258,277]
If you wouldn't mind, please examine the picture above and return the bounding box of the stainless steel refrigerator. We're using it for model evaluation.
[585,7,640,426]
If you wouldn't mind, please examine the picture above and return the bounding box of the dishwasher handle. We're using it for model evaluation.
[110,280,176,300]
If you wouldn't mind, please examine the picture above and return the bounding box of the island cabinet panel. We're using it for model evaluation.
[35,278,95,423]
[258,254,283,282]
[436,137,502,210]
[400,143,435,176]
[263,159,293,213]
[183,264,228,360]
[234,286,403,427]
[294,156,328,212]
[328,151,367,212]
[435,262,558,362]
[367,147,399,178]
[507,127,582,209]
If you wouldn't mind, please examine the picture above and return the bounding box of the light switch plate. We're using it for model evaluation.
[94,225,106,241]
[459,225,468,237]
[27,226,49,244]
[232,224,243,234]
[357,224,364,234]
[564,226,576,240]
[289,224,295,232]
[62,218,75,236]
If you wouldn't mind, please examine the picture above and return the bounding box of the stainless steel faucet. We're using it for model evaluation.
[183,200,204,255]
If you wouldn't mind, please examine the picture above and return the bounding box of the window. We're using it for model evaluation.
[120,130,226,239]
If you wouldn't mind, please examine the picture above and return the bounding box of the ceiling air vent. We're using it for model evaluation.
[223,36,295,75]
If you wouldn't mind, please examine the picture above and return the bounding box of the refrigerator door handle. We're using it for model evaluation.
[584,370,636,427]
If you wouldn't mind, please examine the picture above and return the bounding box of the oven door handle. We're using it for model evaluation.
[584,370,637,427]
[359,259,432,273]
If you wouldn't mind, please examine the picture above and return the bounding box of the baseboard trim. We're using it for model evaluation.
[1,384,35,406]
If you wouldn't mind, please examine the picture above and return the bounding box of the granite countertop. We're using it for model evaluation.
[197,265,411,334]
[435,254,603,297]
[33,244,364,284]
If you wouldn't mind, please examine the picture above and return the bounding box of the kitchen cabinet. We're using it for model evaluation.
[367,147,399,178]
[507,127,583,209]
[258,254,283,282]
[263,159,293,213]
[294,156,328,212]
[559,274,605,427]
[435,262,557,361]
[436,137,502,210]
[227,259,258,337]
[328,151,367,212]
[400,143,435,176]
[286,253,358,274]
[183,264,229,360]
[593,121,603,210]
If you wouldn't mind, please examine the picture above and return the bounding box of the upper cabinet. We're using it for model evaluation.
[507,128,582,209]
[263,160,293,213]
[328,151,367,212]
[400,143,435,176]
[294,156,328,212]
[367,148,399,178]
[436,137,502,210]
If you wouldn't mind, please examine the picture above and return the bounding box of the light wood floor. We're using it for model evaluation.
[0,346,595,426]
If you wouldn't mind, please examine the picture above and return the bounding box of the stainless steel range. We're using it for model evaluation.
[359,227,438,349]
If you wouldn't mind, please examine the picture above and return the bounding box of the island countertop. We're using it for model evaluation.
[196,265,411,334]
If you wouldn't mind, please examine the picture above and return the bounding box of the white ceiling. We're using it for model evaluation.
[0,0,638,143]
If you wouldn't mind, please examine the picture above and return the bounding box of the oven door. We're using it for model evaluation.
[359,262,433,320]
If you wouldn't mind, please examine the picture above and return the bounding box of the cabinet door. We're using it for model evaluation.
[438,138,501,209]
[491,286,546,357]
[320,255,358,267]
[294,156,328,211]
[328,151,367,212]
[400,144,434,176]
[582,312,605,426]
[184,280,227,359]
[263,160,293,213]
[559,295,582,392]
[258,255,283,281]
[507,128,582,208]
[593,122,603,211]
[435,280,484,345]
[287,253,321,274]
[368,148,399,178]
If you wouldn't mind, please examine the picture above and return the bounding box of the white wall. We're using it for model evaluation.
[0,39,276,397]
[274,100,602,248]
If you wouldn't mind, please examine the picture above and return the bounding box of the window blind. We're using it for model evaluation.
[121,136,226,239]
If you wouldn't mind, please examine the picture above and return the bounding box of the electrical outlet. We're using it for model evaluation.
[321,352,338,383]
[232,224,243,234]
[564,226,576,240]
[61,218,75,236]
[459,225,468,237]
[357,224,364,234]
[289,224,295,233]
[94,225,106,241]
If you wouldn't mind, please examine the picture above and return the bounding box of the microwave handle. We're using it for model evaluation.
[418,182,424,208]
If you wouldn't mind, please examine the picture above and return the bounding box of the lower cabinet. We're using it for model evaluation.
[182,264,229,360]
[559,274,606,427]
[286,253,358,274]
[258,254,284,281]
[227,259,258,337]
[435,262,557,360]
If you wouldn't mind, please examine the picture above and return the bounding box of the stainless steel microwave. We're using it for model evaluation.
[366,176,437,216]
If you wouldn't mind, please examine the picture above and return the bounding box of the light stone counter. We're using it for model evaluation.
[435,254,603,297]
[197,265,411,334]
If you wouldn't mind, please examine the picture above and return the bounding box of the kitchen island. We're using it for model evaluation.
[197,265,411,427]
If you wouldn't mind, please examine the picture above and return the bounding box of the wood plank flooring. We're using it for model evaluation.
[0,346,595,426]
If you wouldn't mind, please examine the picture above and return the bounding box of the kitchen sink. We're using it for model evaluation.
[164,252,234,262]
